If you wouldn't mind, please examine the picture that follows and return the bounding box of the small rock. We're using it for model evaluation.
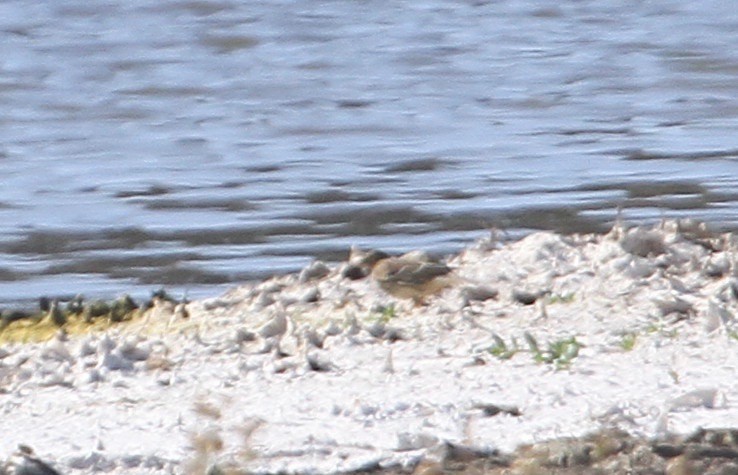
[120,454,143,468]
[276,335,298,357]
[324,320,343,337]
[306,351,333,372]
[98,349,134,372]
[267,358,298,374]
[473,403,522,417]
[703,255,730,278]
[258,281,285,297]
[234,328,256,343]
[668,277,693,294]
[624,258,656,279]
[345,314,361,336]
[341,264,368,280]
[77,338,97,358]
[300,287,321,303]
[173,303,189,320]
[206,464,227,475]
[396,432,439,451]
[300,326,325,349]
[512,289,540,306]
[620,228,666,257]
[382,327,405,342]
[441,441,502,463]
[669,388,725,411]
[98,335,116,354]
[706,299,733,333]
[654,295,693,317]
[299,261,330,283]
[118,339,151,362]
[84,369,104,384]
[366,321,386,339]
[254,292,275,309]
[65,450,114,471]
[257,311,287,339]
[460,285,499,306]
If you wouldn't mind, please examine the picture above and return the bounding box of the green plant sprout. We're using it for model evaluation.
[488,333,519,360]
[525,332,583,368]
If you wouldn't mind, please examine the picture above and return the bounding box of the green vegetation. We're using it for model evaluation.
[370,303,398,324]
[0,289,184,343]
[525,332,583,369]
[488,331,582,369]
[547,292,576,304]
[619,332,637,351]
[645,322,678,339]
[488,333,518,360]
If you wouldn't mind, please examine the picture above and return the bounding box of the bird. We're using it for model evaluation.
[342,247,390,280]
[369,252,457,305]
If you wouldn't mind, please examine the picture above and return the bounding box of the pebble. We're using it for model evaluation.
[257,311,287,339]
[340,264,367,280]
[460,285,498,306]
[306,351,333,372]
[97,349,134,372]
[365,321,386,339]
[396,432,439,451]
[300,287,321,303]
[668,388,725,411]
[620,228,666,257]
[300,326,325,349]
[323,320,343,337]
[299,261,331,283]
[653,295,693,317]
[233,328,257,343]
[512,289,540,306]
[118,339,151,362]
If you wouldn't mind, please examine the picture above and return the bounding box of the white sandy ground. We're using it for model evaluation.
[3,220,738,473]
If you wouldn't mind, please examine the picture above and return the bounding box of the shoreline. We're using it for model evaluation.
[2,219,738,474]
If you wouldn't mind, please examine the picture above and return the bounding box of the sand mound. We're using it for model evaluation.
[2,219,738,474]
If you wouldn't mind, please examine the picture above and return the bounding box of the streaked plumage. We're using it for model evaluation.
[370,254,456,305]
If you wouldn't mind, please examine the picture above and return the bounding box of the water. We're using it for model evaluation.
[1,0,738,306]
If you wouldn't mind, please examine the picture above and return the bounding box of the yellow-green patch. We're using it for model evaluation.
[0,311,142,344]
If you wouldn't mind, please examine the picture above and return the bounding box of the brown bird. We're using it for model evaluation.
[369,252,456,305]
[342,247,390,280]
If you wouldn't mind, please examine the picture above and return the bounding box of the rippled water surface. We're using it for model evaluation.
[1,0,738,305]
